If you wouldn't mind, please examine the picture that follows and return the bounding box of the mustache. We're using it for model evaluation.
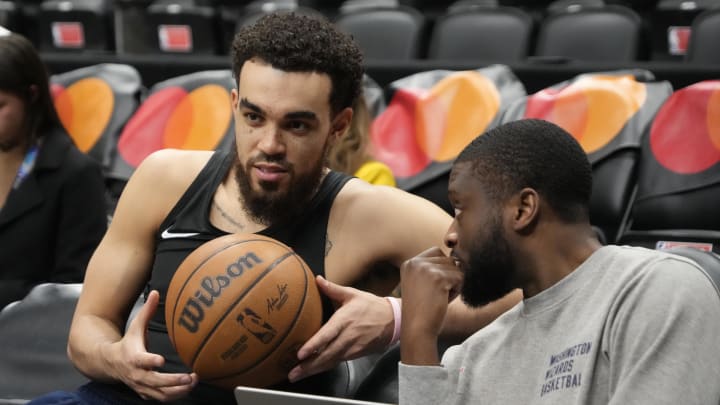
[247,153,291,170]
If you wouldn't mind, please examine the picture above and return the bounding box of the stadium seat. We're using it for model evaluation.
[617,80,720,254]
[0,283,88,403]
[686,8,720,64]
[446,0,499,11]
[646,0,710,60]
[0,1,18,32]
[36,0,114,51]
[534,5,644,62]
[110,69,236,186]
[427,6,533,63]
[235,2,325,29]
[334,3,426,60]
[667,246,720,297]
[371,65,527,214]
[500,70,673,244]
[144,0,220,54]
[50,64,142,176]
[546,0,605,14]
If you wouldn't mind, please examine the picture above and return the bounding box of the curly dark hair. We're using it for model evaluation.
[231,12,364,116]
[455,119,593,223]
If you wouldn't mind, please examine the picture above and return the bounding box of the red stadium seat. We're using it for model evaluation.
[110,69,236,182]
[50,63,142,173]
[618,80,720,254]
[501,70,673,243]
[371,65,526,213]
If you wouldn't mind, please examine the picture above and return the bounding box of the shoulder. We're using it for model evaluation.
[132,149,214,186]
[607,245,720,309]
[336,178,449,224]
[117,149,214,220]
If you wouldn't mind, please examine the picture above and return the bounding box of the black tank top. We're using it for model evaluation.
[142,150,352,404]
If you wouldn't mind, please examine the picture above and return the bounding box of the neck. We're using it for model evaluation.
[517,222,602,299]
[0,144,27,171]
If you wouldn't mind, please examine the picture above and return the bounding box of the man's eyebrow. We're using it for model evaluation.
[240,98,263,114]
[285,111,318,121]
[240,98,317,122]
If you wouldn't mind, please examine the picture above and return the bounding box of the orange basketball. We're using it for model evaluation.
[165,233,322,389]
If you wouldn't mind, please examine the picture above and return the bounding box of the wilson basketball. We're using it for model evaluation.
[165,233,322,389]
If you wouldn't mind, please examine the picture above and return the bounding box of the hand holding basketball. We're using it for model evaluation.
[112,290,198,401]
[165,233,323,389]
[289,276,394,383]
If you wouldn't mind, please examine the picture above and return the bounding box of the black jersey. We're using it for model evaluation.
[140,150,352,404]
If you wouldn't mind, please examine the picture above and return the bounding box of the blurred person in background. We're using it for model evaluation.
[0,32,107,309]
[327,93,396,186]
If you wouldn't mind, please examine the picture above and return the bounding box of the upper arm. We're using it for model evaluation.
[72,150,201,331]
[607,258,720,404]
[355,185,453,267]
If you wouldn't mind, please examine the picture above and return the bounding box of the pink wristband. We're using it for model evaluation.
[385,296,401,346]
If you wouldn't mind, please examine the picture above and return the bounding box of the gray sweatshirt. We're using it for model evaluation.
[399,245,720,405]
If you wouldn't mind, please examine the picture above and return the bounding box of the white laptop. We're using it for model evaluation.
[234,386,395,405]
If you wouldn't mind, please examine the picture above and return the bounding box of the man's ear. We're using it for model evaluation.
[511,188,539,232]
[231,88,239,110]
[330,107,353,141]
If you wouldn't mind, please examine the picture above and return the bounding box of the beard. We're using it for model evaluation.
[233,145,328,227]
[460,218,518,308]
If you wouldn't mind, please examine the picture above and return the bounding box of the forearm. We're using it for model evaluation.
[67,314,124,382]
[439,289,522,343]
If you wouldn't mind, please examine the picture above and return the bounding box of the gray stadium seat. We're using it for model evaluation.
[36,0,113,51]
[535,5,644,62]
[334,4,425,60]
[0,283,88,403]
[686,8,720,64]
[427,6,533,62]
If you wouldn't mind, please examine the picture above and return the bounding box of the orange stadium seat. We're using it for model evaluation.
[50,63,142,173]
[371,65,527,213]
[617,80,720,254]
[500,70,673,243]
[109,69,236,184]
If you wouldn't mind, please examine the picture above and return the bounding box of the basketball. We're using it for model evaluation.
[165,233,323,389]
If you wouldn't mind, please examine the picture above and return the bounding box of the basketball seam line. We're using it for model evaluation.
[167,237,287,344]
[189,250,296,371]
[205,256,311,384]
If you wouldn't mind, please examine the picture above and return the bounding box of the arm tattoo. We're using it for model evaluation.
[325,233,333,257]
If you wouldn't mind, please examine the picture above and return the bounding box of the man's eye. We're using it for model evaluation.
[288,121,309,132]
[244,112,261,122]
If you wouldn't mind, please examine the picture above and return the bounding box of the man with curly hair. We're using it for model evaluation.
[27,13,519,404]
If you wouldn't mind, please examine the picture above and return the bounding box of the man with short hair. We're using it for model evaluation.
[27,13,519,405]
[399,119,720,404]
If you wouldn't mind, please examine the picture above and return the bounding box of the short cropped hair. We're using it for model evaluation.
[231,13,364,117]
[455,119,592,223]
